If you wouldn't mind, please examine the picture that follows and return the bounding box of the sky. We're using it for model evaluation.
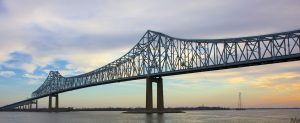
[0,0,300,108]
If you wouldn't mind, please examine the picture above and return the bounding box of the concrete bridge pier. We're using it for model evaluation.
[48,94,59,111]
[126,76,183,113]
[157,78,164,111]
[35,100,38,109]
[29,103,32,109]
[48,96,52,110]
[146,77,164,112]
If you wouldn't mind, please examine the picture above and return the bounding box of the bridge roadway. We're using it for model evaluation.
[1,29,300,112]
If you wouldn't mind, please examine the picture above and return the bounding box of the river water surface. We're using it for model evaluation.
[0,109,299,123]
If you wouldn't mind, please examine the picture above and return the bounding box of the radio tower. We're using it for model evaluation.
[238,92,242,109]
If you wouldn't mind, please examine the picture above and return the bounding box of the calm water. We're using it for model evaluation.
[0,110,299,123]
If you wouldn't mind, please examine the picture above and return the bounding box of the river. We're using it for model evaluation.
[0,109,299,123]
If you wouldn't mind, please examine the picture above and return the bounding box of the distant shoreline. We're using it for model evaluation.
[1,107,300,112]
[73,107,300,111]
[74,106,231,111]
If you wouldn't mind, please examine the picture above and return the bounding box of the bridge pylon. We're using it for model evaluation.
[125,77,183,113]
[146,76,164,112]
[48,94,59,111]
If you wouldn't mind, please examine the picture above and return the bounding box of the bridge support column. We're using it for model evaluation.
[48,94,59,111]
[146,77,153,111]
[145,77,164,112]
[55,94,59,109]
[48,95,52,110]
[157,77,164,111]
[35,100,38,109]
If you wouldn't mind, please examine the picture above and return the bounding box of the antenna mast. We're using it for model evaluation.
[238,92,242,109]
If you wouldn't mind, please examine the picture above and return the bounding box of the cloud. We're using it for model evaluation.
[23,73,45,84]
[227,77,247,84]
[23,73,43,79]
[0,0,300,84]
[22,63,37,74]
[164,61,300,91]
[0,71,16,77]
[0,0,300,108]
[252,72,300,91]
[1,51,37,73]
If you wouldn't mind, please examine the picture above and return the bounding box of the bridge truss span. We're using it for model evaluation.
[2,29,300,111]
[32,29,300,98]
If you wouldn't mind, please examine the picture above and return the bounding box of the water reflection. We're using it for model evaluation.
[0,110,298,123]
[145,114,165,123]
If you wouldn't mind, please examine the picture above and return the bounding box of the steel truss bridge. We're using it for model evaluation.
[1,29,300,112]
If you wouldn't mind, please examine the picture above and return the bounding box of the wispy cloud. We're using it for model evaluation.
[0,51,37,73]
[0,71,16,77]
[23,73,43,80]
[252,72,300,91]
[227,77,247,84]
[23,73,45,84]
